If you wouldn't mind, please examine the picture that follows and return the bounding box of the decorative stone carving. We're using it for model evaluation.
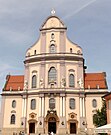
[29,112,37,119]
[61,77,66,88]
[78,78,84,89]
[68,112,77,120]
[24,80,28,90]
[40,78,44,88]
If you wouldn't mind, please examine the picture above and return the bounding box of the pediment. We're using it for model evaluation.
[40,15,67,30]
[29,112,37,119]
[68,112,77,120]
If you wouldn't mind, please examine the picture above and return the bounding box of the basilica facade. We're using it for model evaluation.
[1,12,108,135]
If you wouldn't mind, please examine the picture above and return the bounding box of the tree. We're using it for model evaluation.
[93,99,107,135]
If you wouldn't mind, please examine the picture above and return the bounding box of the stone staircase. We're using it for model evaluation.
[26,134,80,135]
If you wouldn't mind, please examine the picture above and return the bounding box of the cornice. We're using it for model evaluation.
[1,89,108,96]
[24,53,83,64]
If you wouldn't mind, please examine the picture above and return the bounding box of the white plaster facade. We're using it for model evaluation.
[1,13,108,135]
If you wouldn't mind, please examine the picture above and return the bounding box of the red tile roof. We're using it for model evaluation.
[84,72,107,89]
[102,92,111,100]
[4,75,24,91]
[3,72,108,91]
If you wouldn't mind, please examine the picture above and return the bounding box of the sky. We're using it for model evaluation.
[0,0,111,94]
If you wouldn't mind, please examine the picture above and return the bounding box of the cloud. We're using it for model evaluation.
[63,0,97,20]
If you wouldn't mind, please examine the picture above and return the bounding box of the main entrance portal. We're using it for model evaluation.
[70,123,76,134]
[48,117,56,134]
[29,123,35,133]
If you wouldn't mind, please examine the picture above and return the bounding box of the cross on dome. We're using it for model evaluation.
[51,8,56,15]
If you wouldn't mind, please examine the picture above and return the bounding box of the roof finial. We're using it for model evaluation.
[51,8,56,15]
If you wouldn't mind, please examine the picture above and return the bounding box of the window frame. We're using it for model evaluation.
[32,75,37,88]
[10,114,16,124]
[92,99,97,108]
[69,98,75,109]
[69,74,75,87]
[31,99,36,110]
[49,98,55,109]
[12,100,16,108]
[70,48,72,53]
[48,67,57,83]
[50,44,56,53]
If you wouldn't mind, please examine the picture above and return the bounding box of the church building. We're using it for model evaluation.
[1,11,108,135]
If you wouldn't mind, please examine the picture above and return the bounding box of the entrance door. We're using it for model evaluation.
[70,123,76,134]
[48,117,56,134]
[29,123,35,133]
[48,122,56,133]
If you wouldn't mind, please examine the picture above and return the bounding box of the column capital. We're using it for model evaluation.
[60,93,65,97]
[39,94,44,98]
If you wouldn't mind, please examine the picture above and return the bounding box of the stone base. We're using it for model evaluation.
[37,128,45,134]
[80,117,87,129]
[57,116,67,134]
[58,128,67,134]
[2,128,25,135]
[78,128,95,135]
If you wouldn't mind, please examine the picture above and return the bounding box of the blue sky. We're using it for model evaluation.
[0,0,111,93]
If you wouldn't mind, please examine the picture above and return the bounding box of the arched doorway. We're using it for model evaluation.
[45,110,59,134]
[48,117,56,134]
[68,112,78,134]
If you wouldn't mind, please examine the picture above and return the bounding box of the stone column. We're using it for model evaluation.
[22,97,26,117]
[42,96,44,117]
[38,94,44,134]
[21,95,27,133]
[59,94,66,134]
[63,96,65,117]
[21,80,28,131]
[80,98,82,117]
[80,94,86,129]
[82,98,85,117]
[60,96,62,117]
[39,97,42,117]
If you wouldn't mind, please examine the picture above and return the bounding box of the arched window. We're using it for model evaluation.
[93,114,97,124]
[69,74,75,87]
[92,99,97,108]
[69,98,75,109]
[70,48,72,53]
[31,99,36,110]
[49,98,55,109]
[50,44,56,53]
[51,33,55,39]
[48,67,57,83]
[10,114,15,124]
[34,50,36,55]
[32,75,37,88]
[12,100,16,108]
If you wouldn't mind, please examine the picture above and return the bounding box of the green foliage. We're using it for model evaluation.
[93,100,107,135]
[93,100,107,127]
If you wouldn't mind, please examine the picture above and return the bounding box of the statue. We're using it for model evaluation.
[24,80,28,90]
[40,78,44,88]
[61,77,66,88]
[78,78,84,89]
